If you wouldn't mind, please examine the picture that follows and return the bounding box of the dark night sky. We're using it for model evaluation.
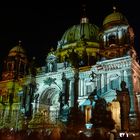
[0,0,140,68]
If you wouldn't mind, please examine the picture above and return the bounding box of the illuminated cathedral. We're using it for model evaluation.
[0,7,140,132]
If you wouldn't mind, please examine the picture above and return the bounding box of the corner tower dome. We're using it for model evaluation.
[57,17,99,49]
[103,6,128,29]
[2,41,29,80]
[99,7,132,60]
[8,41,26,58]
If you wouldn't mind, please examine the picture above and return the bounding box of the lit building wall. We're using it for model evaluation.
[0,7,140,131]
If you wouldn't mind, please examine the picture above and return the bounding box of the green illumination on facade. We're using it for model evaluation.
[0,7,140,136]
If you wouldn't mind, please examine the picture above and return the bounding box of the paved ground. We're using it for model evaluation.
[133,136,140,140]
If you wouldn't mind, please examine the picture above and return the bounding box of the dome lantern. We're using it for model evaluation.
[80,4,89,24]
[80,17,89,24]
[113,6,116,13]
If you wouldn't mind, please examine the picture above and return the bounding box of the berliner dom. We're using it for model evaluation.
[0,6,140,139]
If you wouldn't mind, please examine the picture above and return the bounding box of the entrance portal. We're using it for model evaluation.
[39,87,60,123]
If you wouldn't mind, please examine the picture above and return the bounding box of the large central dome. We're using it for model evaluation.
[57,17,99,49]
[55,17,100,67]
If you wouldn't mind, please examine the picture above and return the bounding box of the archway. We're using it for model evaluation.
[39,87,60,123]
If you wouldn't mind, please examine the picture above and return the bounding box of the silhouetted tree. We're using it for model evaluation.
[67,106,85,132]
[90,98,115,130]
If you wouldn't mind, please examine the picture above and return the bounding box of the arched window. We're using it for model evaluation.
[108,34,116,45]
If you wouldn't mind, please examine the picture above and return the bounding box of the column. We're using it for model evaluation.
[74,70,79,108]
[104,73,107,92]
[105,35,108,47]
[81,79,84,96]
[100,74,103,94]
[136,94,140,113]
[79,79,81,97]
[84,79,86,96]
[60,73,66,111]
[65,79,70,104]
[126,69,134,113]
[97,74,101,95]
[79,78,84,97]
[126,69,139,131]
[70,78,74,107]
[116,30,119,45]
[120,70,124,81]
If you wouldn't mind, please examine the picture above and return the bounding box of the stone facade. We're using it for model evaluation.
[0,7,140,131]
